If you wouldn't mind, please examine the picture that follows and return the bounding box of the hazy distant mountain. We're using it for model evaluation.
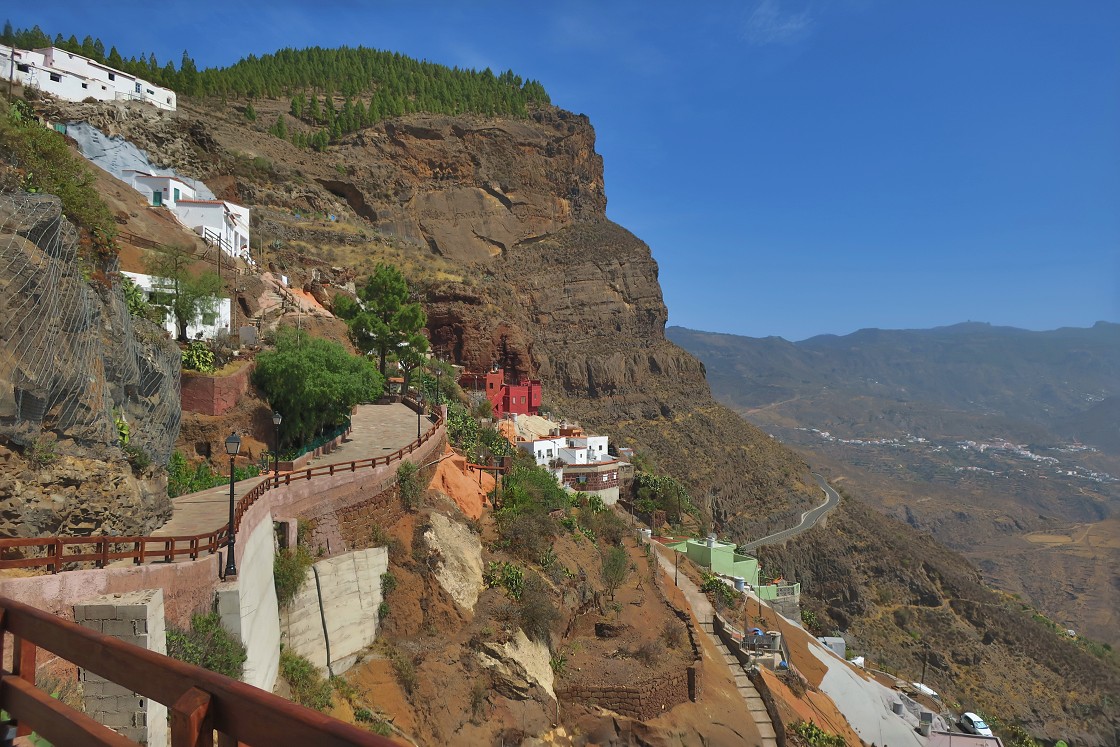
[669,321,1120,441]
[669,321,1120,646]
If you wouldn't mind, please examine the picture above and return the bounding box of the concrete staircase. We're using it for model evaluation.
[653,547,780,747]
[701,618,779,747]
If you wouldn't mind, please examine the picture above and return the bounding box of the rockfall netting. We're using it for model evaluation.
[0,192,181,466]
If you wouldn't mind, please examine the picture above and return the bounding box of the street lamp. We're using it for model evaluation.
[271,411,282,487]
[416,390,424,440]
[435,356,443,407]
[224,431,241,578]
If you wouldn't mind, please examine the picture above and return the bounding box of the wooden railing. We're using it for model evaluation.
[0,412,443,573]
[0,596,394,747]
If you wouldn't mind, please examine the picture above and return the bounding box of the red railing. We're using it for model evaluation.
[0,596,394,746]
[0,413,443,574]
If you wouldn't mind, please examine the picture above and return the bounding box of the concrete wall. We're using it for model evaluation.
[75,589,169,747]
[280,547,388,675]
[216,515,280,691]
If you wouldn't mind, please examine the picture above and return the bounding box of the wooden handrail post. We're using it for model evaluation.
[171,686,214,747]
[13,636,36,736]
[52,539,62,574]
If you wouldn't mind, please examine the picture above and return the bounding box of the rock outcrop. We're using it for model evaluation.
[0,194,178,536]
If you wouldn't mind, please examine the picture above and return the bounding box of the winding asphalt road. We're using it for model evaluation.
[737,472,840,553]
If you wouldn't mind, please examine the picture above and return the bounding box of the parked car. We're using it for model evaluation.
[959,712,994,736]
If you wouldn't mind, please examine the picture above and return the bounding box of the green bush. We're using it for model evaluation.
[167,450,261,498]
[483,561,525,600]
[397,461,422,511]
[166,612,247,680]
[391,651,417,697]
[181,341,216,373]
[789,721,846,747]
[274,546,314,608]
[254,327,383,450]
[279,650,333,711]
[600,546,630,601]
[0,97,117,260]
[701,573,741,610]
[518,572,557,644]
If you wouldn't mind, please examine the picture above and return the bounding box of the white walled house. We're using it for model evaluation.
[173,200,252,263]
[0,44,176,111]
[518,437,568,468]
[118,173,251,263]
[124,171,198,209]
[122,272,230,340]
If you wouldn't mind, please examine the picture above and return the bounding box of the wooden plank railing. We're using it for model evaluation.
[0,413,443,574]
[0,596,394,747]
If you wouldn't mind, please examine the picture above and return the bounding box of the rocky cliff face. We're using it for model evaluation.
[0,194,178,536]
[328,110,605,263]
[317,113,818,525]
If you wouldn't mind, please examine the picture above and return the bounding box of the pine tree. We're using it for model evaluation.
[269,114,287,139]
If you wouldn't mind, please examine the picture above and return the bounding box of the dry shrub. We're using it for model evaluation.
[661,619,685,649]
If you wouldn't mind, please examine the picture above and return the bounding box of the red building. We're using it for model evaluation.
[459,368,542,417]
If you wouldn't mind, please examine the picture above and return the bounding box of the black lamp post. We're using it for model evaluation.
[416,391,424,440]
[272,411,282,487]
[433,348,443,407]
[224,431,241,578]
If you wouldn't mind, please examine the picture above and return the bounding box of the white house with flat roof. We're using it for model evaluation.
[124,171,198,209]
[122,272,230,340]
[0,44,176,111]
[174,200,251,262]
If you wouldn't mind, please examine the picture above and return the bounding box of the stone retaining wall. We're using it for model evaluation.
[557,543,704,720]
[180,361,254,416]
[557,667,696,721]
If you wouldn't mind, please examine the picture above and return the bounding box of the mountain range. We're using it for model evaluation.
[669,322,1120,647]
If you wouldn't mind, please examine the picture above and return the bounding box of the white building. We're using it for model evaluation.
[120,173,251,263]
[0,44,176,111]
[123,171,198,209]
[519,437,568,468]
[174,200,251,263]
[517,431,622,504]
[122,271,231,340]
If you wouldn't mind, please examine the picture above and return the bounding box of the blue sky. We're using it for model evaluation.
[8,2,1119,340]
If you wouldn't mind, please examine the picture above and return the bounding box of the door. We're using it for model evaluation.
[152,191,162,207]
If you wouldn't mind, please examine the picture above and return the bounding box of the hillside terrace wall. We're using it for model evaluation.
[180,361,254,416]
[556,548,703,720]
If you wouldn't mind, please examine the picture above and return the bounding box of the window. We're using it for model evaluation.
[49,73,61,82]
[108,72,115,81]
[16,64,29,73]
[173,188,180,201]
[146,88,154,95]
[520,396,526,404]
[134,82,141,93]
[81,83,88,89]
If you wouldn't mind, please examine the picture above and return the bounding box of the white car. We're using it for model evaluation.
[959,712,994,736]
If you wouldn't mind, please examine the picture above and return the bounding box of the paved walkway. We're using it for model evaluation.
[652,544,779,747]
[153,403,423,538]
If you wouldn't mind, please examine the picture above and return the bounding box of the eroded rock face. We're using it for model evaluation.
[476,629,555,701]
[422,512,483,612]
[0,194,178,536]
[327,111,605,262]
